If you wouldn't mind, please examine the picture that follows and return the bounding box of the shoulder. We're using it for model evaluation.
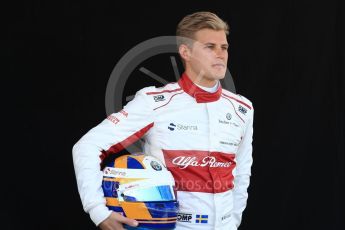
[221,88,253,111]
[138,82,183,104]
[142,82,182,95]
[221,89,254,124]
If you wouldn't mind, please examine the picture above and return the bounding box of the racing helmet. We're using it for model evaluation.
[102,153,179,230]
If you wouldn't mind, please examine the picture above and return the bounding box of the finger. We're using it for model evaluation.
[99,214,125,230]
[99,222,123,230]
[114,213,138,227]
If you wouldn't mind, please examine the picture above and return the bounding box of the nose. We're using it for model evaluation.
[214,46,227,59]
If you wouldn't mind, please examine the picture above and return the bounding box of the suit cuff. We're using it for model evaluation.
[89,204,112,226]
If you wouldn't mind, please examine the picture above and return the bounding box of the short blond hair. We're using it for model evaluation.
[176,11,229,46]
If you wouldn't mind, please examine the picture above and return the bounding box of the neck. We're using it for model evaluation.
[185,68,218,88]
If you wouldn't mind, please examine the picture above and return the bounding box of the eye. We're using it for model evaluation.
[205,45,215,49]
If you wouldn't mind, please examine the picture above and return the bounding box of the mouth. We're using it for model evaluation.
[212,64,225,69]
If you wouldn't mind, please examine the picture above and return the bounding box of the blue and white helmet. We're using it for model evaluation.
[102,153,179,229]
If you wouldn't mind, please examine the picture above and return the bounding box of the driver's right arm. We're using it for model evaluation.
[72,88,155,226]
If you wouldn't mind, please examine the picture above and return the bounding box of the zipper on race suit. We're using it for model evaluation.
[205,103,218,227]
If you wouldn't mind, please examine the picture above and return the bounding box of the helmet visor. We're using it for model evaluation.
[121,185,176,202]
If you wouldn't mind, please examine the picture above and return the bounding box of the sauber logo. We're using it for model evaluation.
[172,156,233,169]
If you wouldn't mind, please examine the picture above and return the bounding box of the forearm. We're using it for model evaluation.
[73,133,113,225]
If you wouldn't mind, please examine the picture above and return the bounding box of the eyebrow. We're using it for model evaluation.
[204,42,229,47]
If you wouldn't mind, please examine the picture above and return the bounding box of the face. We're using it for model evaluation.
[180,29,228,86]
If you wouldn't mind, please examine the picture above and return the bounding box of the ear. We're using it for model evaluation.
[178,44,192,62]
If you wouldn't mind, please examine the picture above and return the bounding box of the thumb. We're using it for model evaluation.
[116,213,139,227]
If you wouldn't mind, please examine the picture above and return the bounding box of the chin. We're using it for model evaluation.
[212,73,226,80]
[209,69,226,79]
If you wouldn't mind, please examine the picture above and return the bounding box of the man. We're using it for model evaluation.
[73,11,254,230]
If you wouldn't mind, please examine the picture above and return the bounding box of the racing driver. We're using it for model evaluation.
[73,11,254,230]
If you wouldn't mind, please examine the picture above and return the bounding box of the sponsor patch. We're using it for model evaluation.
[150,161,162,171]
[238,105,247,115]
[172,156,233,169]
[177,213,193,223]
[107,115,120,125]
[195,214,208,224]
[153,95,165,102]
[104,167,126,177]
[163,150,236,193]
[219,119,230,125]
[168,123,198,131]
[221,212,231,222]
[119,109,128,117]
[219,141,239,146]
[219,119,240,127]
[168,123,176,131]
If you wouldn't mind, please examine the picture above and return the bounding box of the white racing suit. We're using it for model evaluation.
[73,73,254,230]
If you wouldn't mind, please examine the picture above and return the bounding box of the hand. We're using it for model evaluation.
[99,212,138,230]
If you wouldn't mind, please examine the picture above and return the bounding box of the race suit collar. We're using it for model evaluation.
[178,72,222,103]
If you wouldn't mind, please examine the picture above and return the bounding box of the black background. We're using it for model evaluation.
[4,0,344,230]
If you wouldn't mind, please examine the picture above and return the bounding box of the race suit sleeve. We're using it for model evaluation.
[72,88,154,226]
[232,104,254,228]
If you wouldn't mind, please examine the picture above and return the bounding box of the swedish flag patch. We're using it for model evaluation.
[195,214,208,224]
